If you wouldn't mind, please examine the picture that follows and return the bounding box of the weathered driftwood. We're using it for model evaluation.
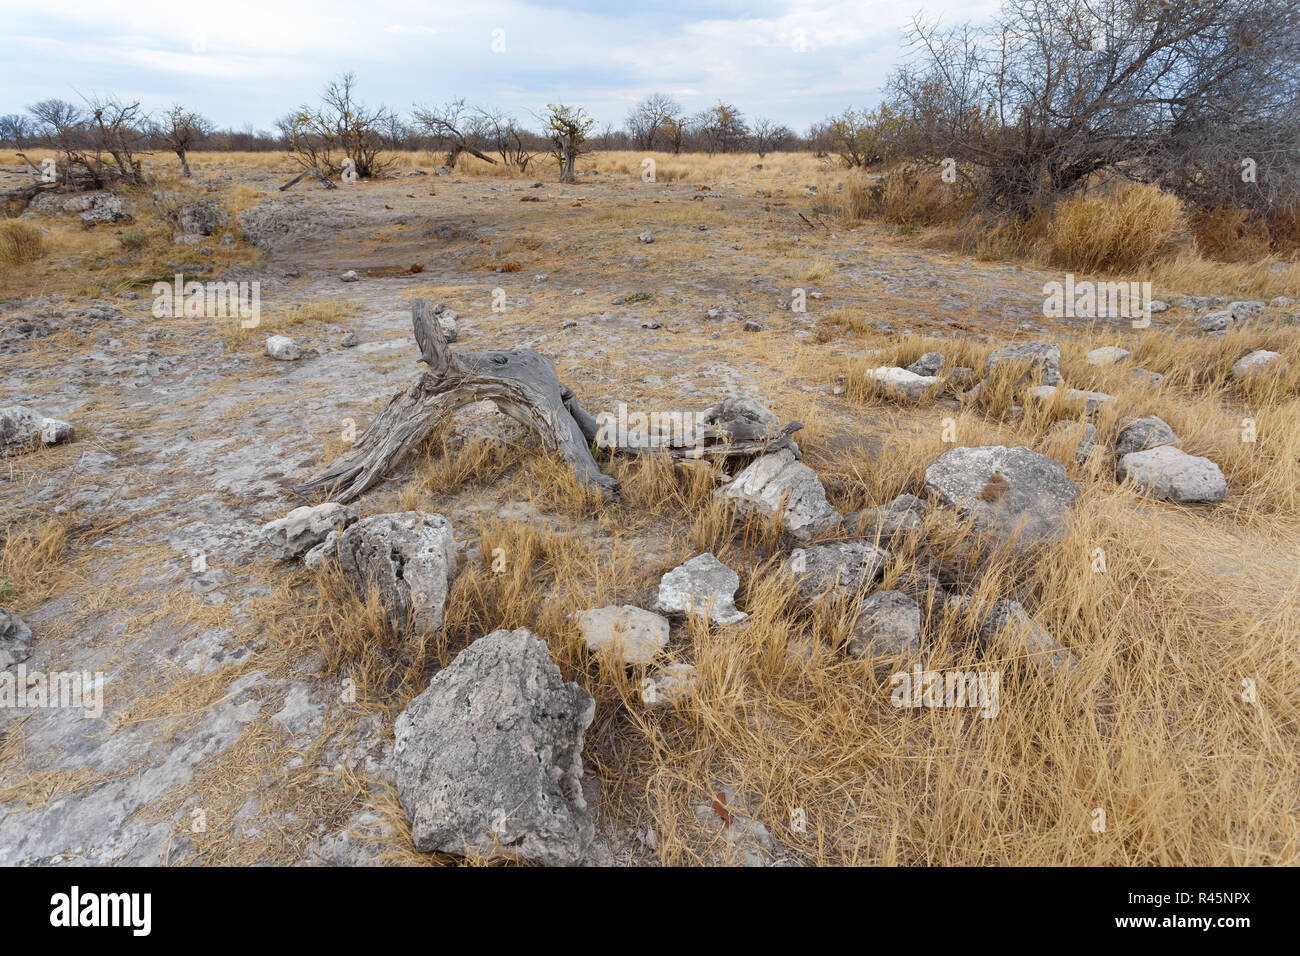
[280,166,338,191]
[294,300,804,503]
[15,153,43,179]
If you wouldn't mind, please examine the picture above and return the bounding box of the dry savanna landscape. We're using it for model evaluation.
[1,0,1298,871]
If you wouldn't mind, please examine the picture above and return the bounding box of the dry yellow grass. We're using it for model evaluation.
[1044,184,1189,272]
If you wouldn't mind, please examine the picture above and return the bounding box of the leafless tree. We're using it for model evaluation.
[411,99,499,169]
[278,73,397,179]
[750,117,794,158]
[887,0,1300,219]
[627,93,682,151]
[160,105,212,177]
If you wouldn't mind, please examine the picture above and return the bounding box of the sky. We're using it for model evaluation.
[0,0,1003,134]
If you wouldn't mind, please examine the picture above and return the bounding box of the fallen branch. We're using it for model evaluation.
[280,166,338,191]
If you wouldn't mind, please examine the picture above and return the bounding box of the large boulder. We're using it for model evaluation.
[261,502,358,561]
[394,628,595,865]
[785,541,888,603]
[337,512,457,637]
[653,553,747,625]
[0,610,32,670]
[0,406,74,457]
[983,341,1061,386]
[718,448,841,542]
[572,605,669,665]
[1114,415,1179,457]
[847,591,921,659]
[1116,446,1227,503]
[924,446,1080,550]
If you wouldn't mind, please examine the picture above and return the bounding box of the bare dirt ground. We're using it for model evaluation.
[1,155,1297,866]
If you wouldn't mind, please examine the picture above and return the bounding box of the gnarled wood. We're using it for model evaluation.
[295,299,805,503]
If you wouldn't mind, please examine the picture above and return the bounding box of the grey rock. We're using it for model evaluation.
[0,406,74,456]
[1030,385,1113,413]
[983,341,1061,386]
[1114,416,1179,457]
[337,512,458,637]
[1229,300,1266,321]
[906,352,945,376]
[842,493,927,541]
[262,502,358,561]
[867,366,940,401]
[1232,350,1289,379]
[972,600,1076,673]
[1117,446,1227,503]
[699,395,778,431]
[719,448,841,542]
[0,609,33,669]
[265,335,301,361]
[1085,346,1130,365]
[177,200,229,236]
[572,605,669,665]
[1196,310,1233,332]
[77,192,128,225]
[394,627,595,865]
[653,553,747,625]
[924,445,1081,550]
[340,270,360,282]
[848,590,921,659]
[785,541,889,602]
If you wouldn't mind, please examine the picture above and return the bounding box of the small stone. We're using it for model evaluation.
[847,591,921,659]
[1114,416,1179,457]
[340,270,360,282]
[640,663,698,709]
[265,335,301,361]
[906,352,945,377]
[1086,346,1130,365]
[653,554,747,626]
[572,605,670,665]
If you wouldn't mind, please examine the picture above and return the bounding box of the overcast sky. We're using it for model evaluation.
[0,0,1002,133]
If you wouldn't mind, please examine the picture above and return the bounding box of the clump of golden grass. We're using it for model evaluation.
[0,516,69,603]
[1043,184,1188,272]
[0,221,47,266]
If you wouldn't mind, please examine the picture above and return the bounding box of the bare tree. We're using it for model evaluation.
[27,95,149,188]
[627,93,681,151]
[888,0,1300,219]
[160,105,212,177]
[750,117,794,158]
[278,73,397,179]
[693,102,749,155]
[0,114,33,149]
[411,100,498,169]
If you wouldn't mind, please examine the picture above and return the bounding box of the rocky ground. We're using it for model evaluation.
[1,157,1297,866]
